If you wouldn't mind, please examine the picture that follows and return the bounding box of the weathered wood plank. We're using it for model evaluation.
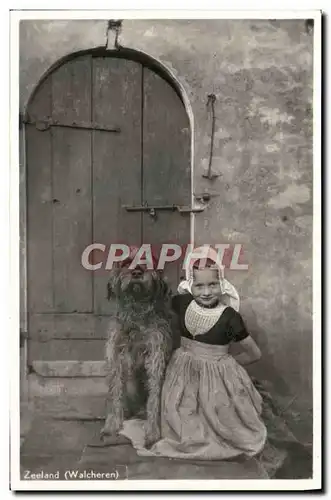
[92,57,142,314]
[51,55,92,125]
[142,68,191,291]
[51,55,93,313]
[29,339,105,361]
[28,313,111,340]
[26,78,53,312]
[31,360,107,377]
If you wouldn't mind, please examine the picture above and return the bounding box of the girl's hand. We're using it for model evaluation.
[232,335,261,365]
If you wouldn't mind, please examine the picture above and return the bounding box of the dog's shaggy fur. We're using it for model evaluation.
[101,263,175,446]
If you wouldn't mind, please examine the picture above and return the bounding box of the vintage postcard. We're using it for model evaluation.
[10,9,321,491]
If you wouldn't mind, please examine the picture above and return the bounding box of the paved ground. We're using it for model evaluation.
[20,396,312,484]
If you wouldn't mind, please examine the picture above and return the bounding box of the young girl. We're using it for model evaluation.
[121,246,268,460]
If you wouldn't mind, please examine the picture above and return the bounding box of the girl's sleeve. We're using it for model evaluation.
[227,309,249,343]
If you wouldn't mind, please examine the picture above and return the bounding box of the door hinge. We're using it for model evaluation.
[23,117,121,133]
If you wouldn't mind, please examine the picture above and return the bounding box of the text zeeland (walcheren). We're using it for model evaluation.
[23,467,128,480]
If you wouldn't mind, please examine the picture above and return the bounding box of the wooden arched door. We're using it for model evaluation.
[25,52,191,374]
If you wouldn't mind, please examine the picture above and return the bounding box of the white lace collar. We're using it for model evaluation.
[184,300,227,337]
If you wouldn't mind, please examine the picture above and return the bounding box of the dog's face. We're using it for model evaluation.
[107,261,169,303]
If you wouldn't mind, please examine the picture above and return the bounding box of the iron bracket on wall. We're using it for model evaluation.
[106,19,123,50]
[23,117,121,133]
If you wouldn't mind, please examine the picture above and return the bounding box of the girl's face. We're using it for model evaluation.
[191,268,222,307]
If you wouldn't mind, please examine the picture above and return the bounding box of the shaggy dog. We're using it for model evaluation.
[101,254,175,447]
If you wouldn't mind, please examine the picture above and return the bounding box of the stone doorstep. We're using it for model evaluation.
[30,394,107,420]
[78,444,269,480]
[24,372,313,453]
[20,452,83,479]
[31,361,107,378]
[19,398,310,480]
[20,449,269,481]
[19,393,107,449]
[20,417,102,456]
[25,394,313,450]
[20,401,35,442]
[19,414,270,480]
[28,373,108,398]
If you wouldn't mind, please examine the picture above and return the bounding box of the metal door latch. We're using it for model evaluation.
[123,204,205,217]
[23,116,121,133]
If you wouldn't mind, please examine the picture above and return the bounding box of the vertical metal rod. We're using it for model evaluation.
[204,93,217,179]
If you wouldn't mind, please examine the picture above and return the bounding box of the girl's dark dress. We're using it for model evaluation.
[172,293,250,345]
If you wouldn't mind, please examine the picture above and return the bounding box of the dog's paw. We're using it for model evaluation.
[144,424,160,448]
[100,425,114,438]
[100,416,120,440]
